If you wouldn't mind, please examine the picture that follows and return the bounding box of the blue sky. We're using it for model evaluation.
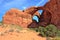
[0,0,48,21]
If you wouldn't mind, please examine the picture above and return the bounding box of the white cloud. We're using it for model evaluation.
[23,7,26,9]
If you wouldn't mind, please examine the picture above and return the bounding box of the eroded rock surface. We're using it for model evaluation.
[3,0,60,28]
[3,8,40,28]
[38,0,60,29]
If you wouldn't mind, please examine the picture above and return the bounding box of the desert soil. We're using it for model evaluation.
[0,25,46,40]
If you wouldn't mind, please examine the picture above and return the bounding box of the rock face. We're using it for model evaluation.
[38,0,60,29]
[3,8,40,28]
[24,0,60,28]
[3,0,60,28]
[24,6,40,17]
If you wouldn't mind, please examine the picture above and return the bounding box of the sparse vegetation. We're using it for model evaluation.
[38,25,58,37]
[0,21,60,40]
[0,24,23,30]
[15,29,20,33]
[0,21,3,26]
[46,37,60,40]
[0,21,2,23]
[9,24,23,30]
[29,24,60,37]
[56,29,60,37]
[8,29,14,32]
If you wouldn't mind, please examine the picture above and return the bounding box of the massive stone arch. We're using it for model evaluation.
[3,0,60,28]
[27,0,60,29]
[26,6,52,28]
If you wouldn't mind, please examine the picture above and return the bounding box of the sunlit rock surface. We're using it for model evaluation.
[38,0,60,29]
[3,0,60,28]
[3,8,40,28]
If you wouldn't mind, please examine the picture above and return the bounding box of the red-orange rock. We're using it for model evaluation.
[22,0,60,29]
[3,8,31,28]
[24,6,40,18]
[37,0,60,29]
[3,8,40,28]
[3,0,60,29]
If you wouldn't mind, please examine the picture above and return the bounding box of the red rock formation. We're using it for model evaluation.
[3,0,60,28]
[24,6,40,17]
[24,0,60,28]
[3,8,40,28]
[38,0,60,29]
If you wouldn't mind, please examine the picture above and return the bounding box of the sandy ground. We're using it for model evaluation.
[0,25,46,40]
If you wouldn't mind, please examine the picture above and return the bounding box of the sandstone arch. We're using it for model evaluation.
[3,0,60,28]
[27,0,60,29]
[26,6,52,28]
[38,0,60,29]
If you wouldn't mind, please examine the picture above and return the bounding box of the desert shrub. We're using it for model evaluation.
[0,21,3,26]
[56,29,60,37]
[29,27,38,32]
[39,25,60,37]
[46,37,60,40]
[29,24,60,37]
[0,21,2,23]
[38,25,58,37]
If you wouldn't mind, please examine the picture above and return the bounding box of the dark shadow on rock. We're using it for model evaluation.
[27,20,39,28]
[27,15,40,28]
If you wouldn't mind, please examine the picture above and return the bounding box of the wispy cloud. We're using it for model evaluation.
[0,0,48,20]
[0,0,28,14]
[36,0,48,6]
[0,0,28,20]
[2,0,27,9]
[36,0,44,6]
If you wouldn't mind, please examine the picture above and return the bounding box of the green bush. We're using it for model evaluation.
[29,24,60,37]
[56,29,60,37]
[38,25,58,37]
[46,37,60,40]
